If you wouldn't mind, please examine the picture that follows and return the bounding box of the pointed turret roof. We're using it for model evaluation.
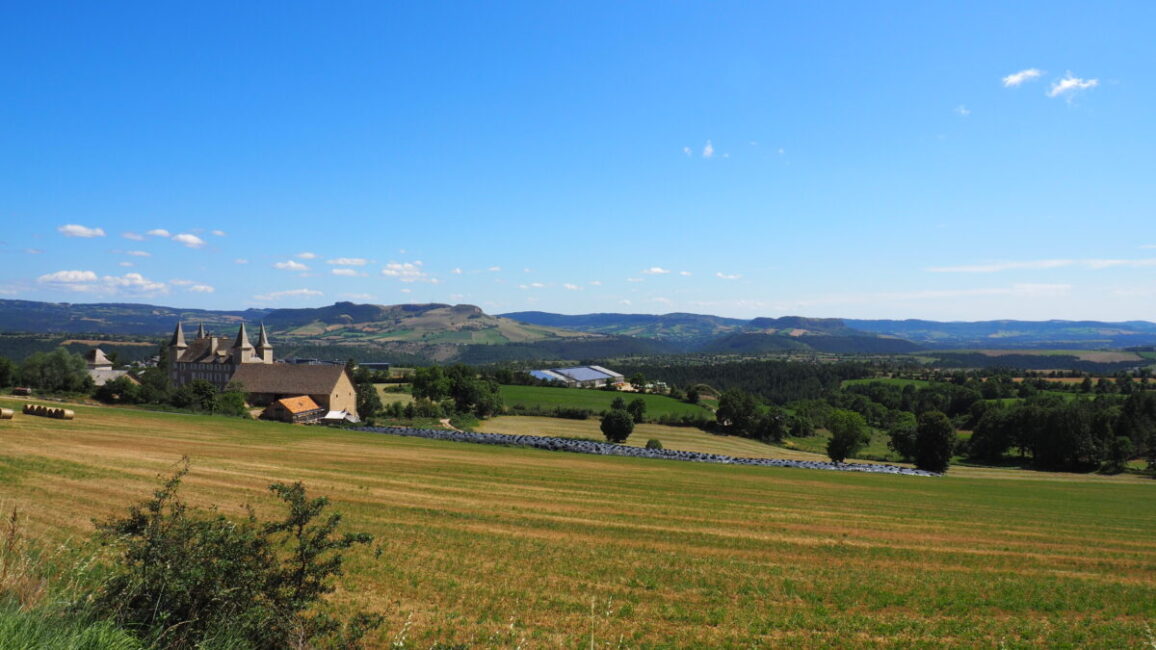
[170,322,187,348]
[257,323,272,349]
[196,322,207,339]
[233,323,254,350]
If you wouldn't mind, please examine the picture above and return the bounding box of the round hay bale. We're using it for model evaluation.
[0,408,13,420]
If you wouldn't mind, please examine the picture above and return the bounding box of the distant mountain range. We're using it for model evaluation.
[501,311,1156,350]
[2,299,1155,365]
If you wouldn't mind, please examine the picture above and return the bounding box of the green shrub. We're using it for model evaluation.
[645,439,663,450]
[91,461,380,649]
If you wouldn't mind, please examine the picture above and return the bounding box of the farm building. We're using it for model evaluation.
[530,365,624,388]
[262,395,326,424]
[230,363,358,417]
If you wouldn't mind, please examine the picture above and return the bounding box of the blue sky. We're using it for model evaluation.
[2,2,1154,321]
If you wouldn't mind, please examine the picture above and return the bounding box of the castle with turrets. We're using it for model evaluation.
[167,321,274,389]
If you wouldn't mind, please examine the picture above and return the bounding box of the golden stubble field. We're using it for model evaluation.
[1,396,1154,648]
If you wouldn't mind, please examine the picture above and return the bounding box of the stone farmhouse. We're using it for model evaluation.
[166,322,358,420]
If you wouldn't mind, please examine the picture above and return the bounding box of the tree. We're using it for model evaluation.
[18,348,91,392]
[92,462,379,649]
[0,357,14,387]
[629,372,646,393]
[356,381,384,420]
[600,409,634,443]
[886,411,919,461]
[716,389,759,435]
[187,379,218,412]
[825,409,869,463]
[94,375,142,404]
[214,381,249,417]
[914,410,955,473]
[626,397,647,424]
[610,396,627,411]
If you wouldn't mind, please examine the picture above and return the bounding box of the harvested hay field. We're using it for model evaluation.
[974,349,1143,363]
[0,396,1154,648]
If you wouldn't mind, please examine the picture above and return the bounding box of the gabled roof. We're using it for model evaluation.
[233,323,254,350]
[230,364,350,395]
[275,395,322,414]
[84,348,112,367]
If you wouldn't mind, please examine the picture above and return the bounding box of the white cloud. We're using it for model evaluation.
[172,233,206,248]
[683,146,692,157]
[563,283,581,291]
[716,272,742,280]
[1048,73,1099,99]
[702,140,714,159]
[234,258,249,265]
[589,280,602,286]
[169,279,195,286]
[626,277,644,283]
[147,229,171,237]
[118,262,133,267]
[518,282,546,290]
[1002,68,1043,87]
[955,105,971,117]
[38,270,97,284]
[122,232,145,241]
[57,224,105,238]
[642,267,671,275]
[331,268,360,277]
[125,250,151,257]
[211,230,226,237]
[381,261,429,282]
[619,299,632,305]
[400,288,412,294]
[452,267,463,274]
[297,252,318,259]
[274,260,309,271]
[188,284,215,293]
[679,271,692,276]
[488,266,502,272]
[24,248,43,255]
[253,288,323,301]
[326,257,367,266]
[1140,244,1156,249]
[37,270,167,296]
[929,258,1156,273]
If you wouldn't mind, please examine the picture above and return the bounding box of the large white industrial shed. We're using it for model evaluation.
[530,365,624,388]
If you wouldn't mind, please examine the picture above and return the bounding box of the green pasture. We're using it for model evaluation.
[0,396,1153,647]
[841,378,932,389]
[500,384,712,419]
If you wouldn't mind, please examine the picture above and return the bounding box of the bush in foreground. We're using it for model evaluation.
[91,461,380,649]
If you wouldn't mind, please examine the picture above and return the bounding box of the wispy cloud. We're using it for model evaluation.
[297,252,317,259]
[188,284,215,293]
[331,268,362,277]
[253,288,323,301]
[147,229,171,238]
[954,105,971,117]
[589,280,602,286]
[172,233,205,248]
[716,271,742,280]
[452,267,463,275]
[563,283,581,290]
[274,260,309,271]
[125,250,151,257]
[1002,68,1043,87]
[122,232,145,241]
[682,146,692,157]
[1048,72,1098,99]
[488,266,502,272]
[641,266,671,275]
[679,271,692,277]
[57,224,105,238]
[211,230,226,237]
[118,262,133,267]
[24,249,43,255]
[37,270,167,296]
[702,140,714,159]
[327,257,367,266]
[234,258,249,265]
[928,258,1156,273]
[381,261,430,282]
[518,282,546,290]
